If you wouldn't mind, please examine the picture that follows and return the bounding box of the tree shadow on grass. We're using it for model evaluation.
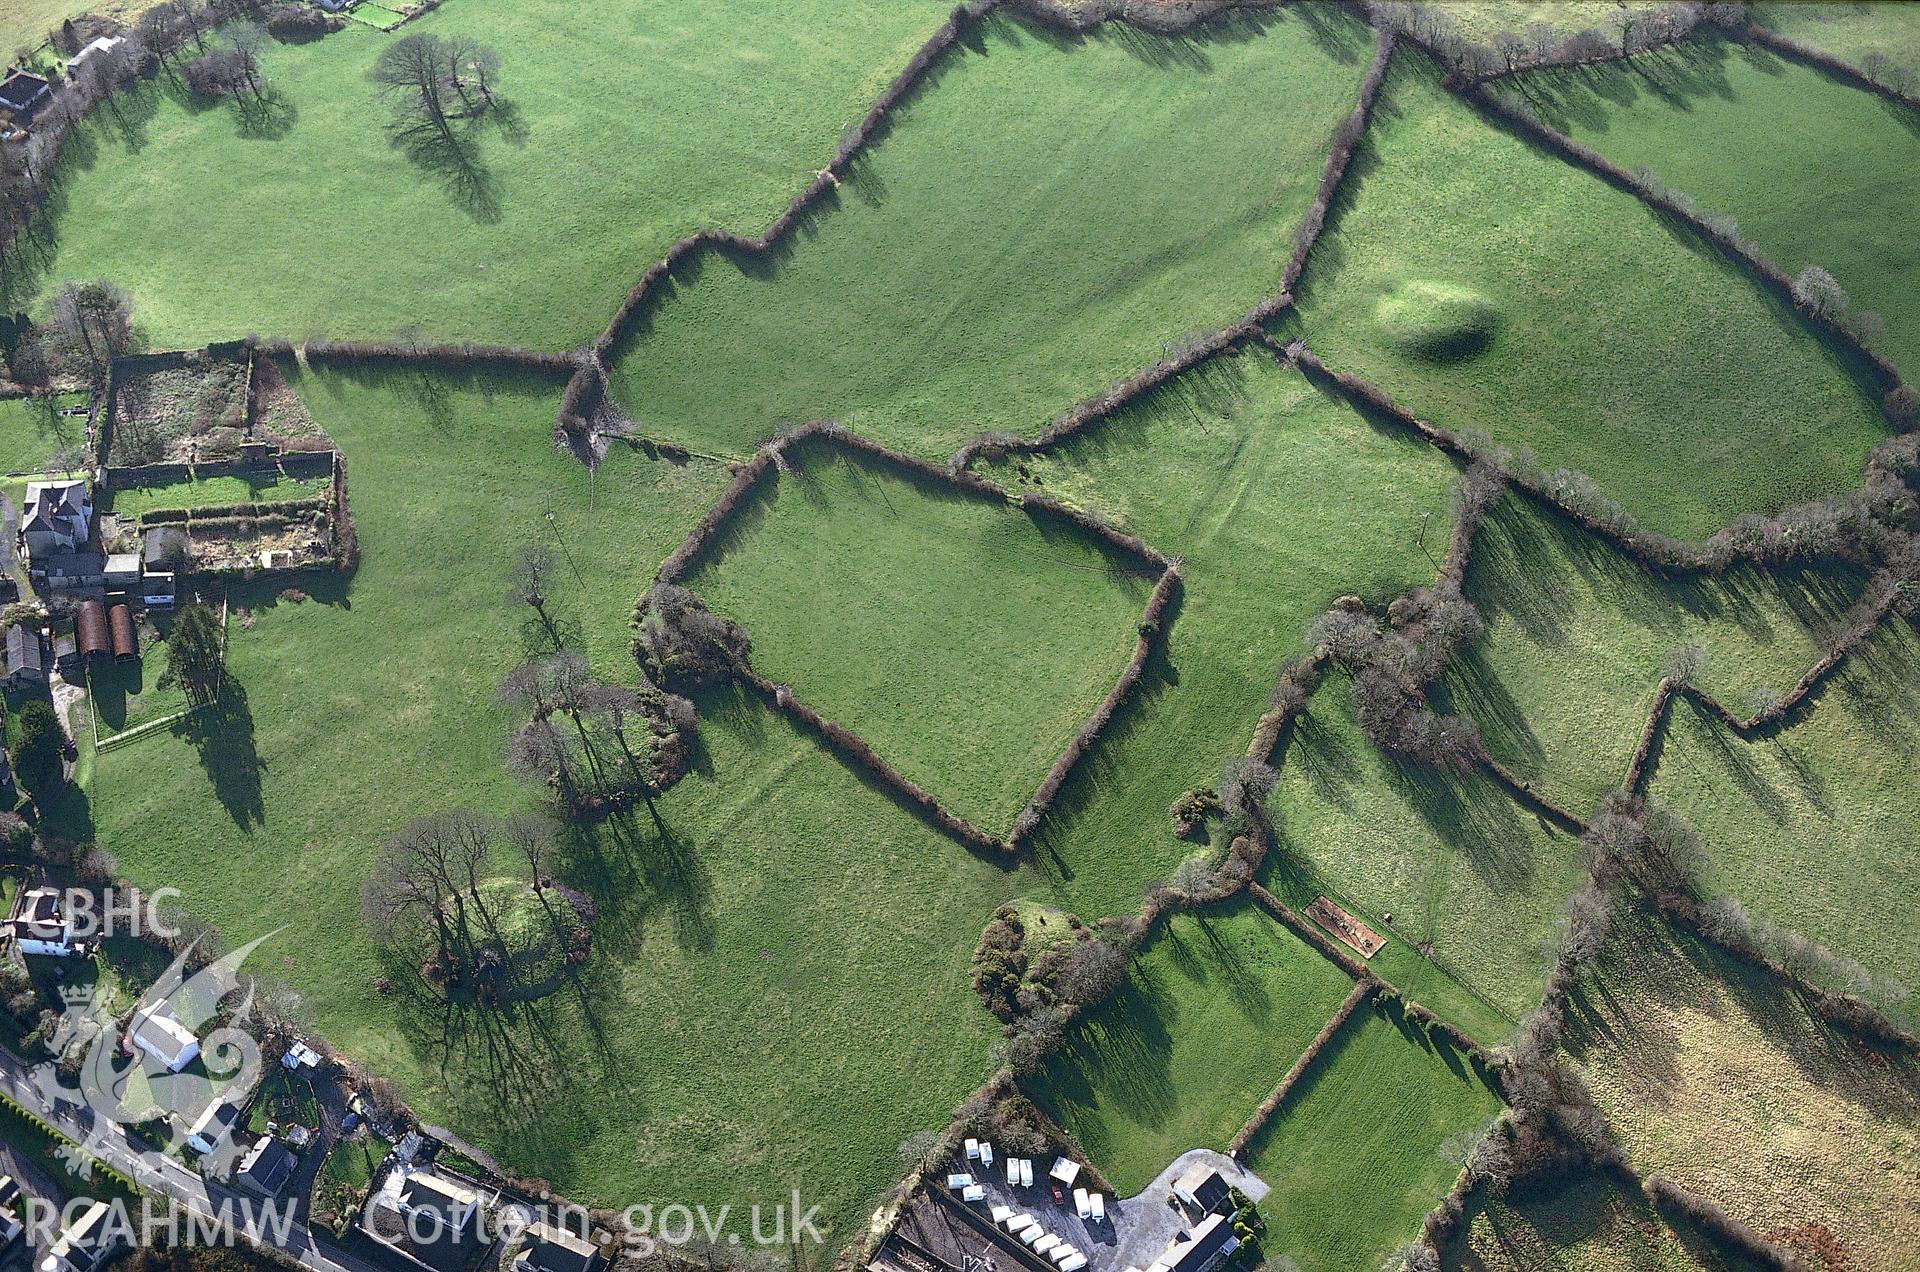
[230,84,297,141]
[1028,964,1179,1143]
[1511,31,1742,134]
[392,116,501,223]
[1387,751,1540,897]
[175,679,264,829]
[1279,699,1365,812]
[379,941,610,1149]
[1182,901,1273,1022]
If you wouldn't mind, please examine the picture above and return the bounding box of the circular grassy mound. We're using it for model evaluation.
[1374,281,1500,363]
[469,877,589,1000]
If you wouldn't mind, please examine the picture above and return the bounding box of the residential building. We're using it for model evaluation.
[103,553,140,588]
[0,1172,20,1249]
[127,1001,201,1073]
[186,1099,240,1155]
[232,1136,296,1197]
[369,1169,490,1272]
[40,1200,124,1272]
[6,887,84,958]
[514,1222,604,1272]
[30,551,106,590]
[21,481,90,559]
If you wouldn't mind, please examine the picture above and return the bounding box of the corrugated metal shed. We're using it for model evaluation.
[76,600,108,659]
[107,603,137,662]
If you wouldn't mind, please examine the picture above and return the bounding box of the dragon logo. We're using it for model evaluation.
[30,932,280,1182]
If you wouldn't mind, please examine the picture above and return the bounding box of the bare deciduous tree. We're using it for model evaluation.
[49,278,132,383]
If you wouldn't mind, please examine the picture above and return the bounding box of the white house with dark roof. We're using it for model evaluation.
[368,1168,492,1272]
[6,887,83,958]
[1151,1214,1239,1272]
[20,480,90,560]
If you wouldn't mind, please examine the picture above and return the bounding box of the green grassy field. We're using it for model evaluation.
[688,442,1152,836]
[78,363,1028,1234]
[107,472,326,517]
[0,393,87,476]
[1447,1166,1760,1271]
[1024,900,1355,1194]
[1265,678,1585,1029]
[1513,31,1920,384]
[607,6,1375,460]
[1565,909,1920,1269]
[1647,618,1920,987]
[979,350,1459,922]
[1286,53,1886,541]
[1437,498,1862,816]
[1241,1002,1503,1272]
[1753,0,1920,68]
[15,0,954,348]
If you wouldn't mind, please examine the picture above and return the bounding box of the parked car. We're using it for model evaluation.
[1049,1183,1065,1207]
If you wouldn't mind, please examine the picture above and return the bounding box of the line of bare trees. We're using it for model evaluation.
[1368,0,1727,82]
[506,545,698,821]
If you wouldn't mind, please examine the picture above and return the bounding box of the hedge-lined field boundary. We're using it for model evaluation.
[1462,81,1907,404]
[946,27,1394,473]
[1007,567,1179,848]
[592,0,1005,367]
[1226,979,1375,1158]
[737,665,1012,858]
[1745,21,1920,116]
[642,421,1180,857]
[1641,1174,1813,1271]
[1288,341,1919,583]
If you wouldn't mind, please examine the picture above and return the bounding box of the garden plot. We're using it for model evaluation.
[1265,680,1585,1031]
[608,5,1376,460]
[981,350,1458,922]
[1648,619,1920,987]
[107,472,328,519]
[107,356,251,466]
[1565,910,1920,1270]
[685,440,1154,837]
[1025,900,1355,1195]
[1437,497,1862,816]
[1287,54,1886,541]
[1240,1003,1503,1272]
[1515,31,1920,385]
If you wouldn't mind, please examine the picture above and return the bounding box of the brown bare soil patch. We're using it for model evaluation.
[1307,895,1385,956]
